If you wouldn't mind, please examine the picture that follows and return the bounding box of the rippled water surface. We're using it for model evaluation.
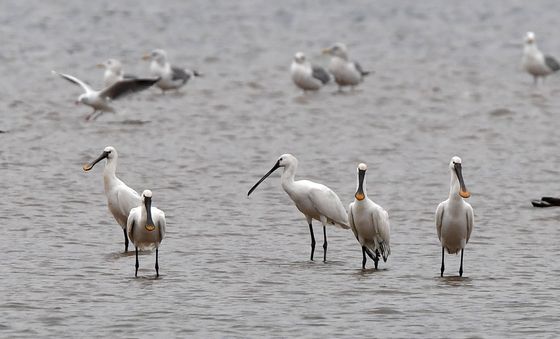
[2,0,560,337]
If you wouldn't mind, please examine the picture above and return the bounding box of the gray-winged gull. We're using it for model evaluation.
[142,49,201,93]
[522,32,560,84]
[322,43,370,91]
[52,71,159,120]
[290,52,330,92]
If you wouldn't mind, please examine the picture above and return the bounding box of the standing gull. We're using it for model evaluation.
[127,190,166,278]
[96,59,137,87]
[247,154,350,261]
[522,32,560,84]
[348,163,391,269]
[83,146,141,252]
[142,49,201,93]
[435,156,474,277]
[290,52,330,92]
[52,71,158,120]
[322,43,370,90]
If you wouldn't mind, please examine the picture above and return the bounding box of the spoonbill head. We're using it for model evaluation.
[83,146,117,171]
[348,163,391,269]
[83,146,141,252]
[127,190,166,277]
[449,156,470,199]
[436,156,475,277]
[248,154,349,262]
[247,153,295,196]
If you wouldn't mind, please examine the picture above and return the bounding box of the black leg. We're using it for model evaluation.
[459,249,464,277]
[135,247,139,278]
[322,226,328,262]
[308,223,316,261]
[123,228,129,253]
[362,247,367,269]
[440,247,445,277]
[155,248,159,277]
[373,251,379,269]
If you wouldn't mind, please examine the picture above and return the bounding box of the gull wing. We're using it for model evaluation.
[100,78,159,100]
[312,66,330,84]
[353,62,371,77]
[545,55,560,72]
[52,70,93,93]
[171,67,192,83]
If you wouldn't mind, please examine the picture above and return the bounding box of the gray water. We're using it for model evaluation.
[1,0,560,337]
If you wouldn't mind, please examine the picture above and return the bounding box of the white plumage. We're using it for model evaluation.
[248,154,349,261]
[435,156,474,277]
[83,146,141,252]
[290,52,330,92]
[522,32,560,84]
[322,43,370,90]
[143,49,200,92]
[127,190,166,277]
[348,163,391,269]
[52,70,158,120]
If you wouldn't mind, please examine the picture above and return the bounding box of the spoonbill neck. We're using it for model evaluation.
[449,171,462,199]
[280,163,297,191]
[103,158,119,187]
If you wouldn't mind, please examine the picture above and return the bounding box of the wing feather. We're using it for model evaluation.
[466,204,474,243]
[52,70,92,92]
[348,203,359,240]
[309,187,349,229]
[435,202,445,241]
[100,78,159,100]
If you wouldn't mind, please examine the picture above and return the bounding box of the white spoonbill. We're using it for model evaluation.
[142,49,201,93]
[247,154,350,261]
[348,163,391,269]
[52,70,158,120]
[522,32,560,84]
[83,146,141,252]
[127,190,166,278]
[290,52,330,92]
[96,58,137,87]
[435,156,474,277]
[322,43,370,91]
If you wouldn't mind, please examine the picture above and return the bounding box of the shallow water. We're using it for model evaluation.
[1,0,560,337]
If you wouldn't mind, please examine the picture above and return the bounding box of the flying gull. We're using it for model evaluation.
[96,59,137,87]
[142,49,201,93]
[290,52,330,92]
[322,42,370,91]
[52,71,159,120]
[522,32,560,84]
